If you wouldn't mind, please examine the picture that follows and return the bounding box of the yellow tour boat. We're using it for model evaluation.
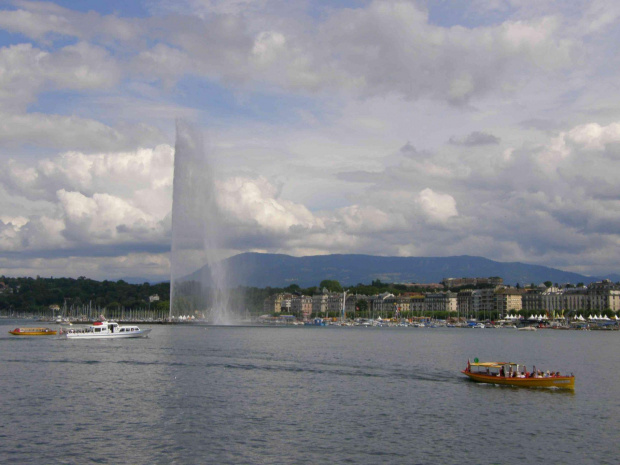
[9,327,58,336]
[462,360,575,390]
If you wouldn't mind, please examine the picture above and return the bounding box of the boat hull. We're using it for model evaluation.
[64,329,151,339]
[9,328,57,336]
[462,370,574,389]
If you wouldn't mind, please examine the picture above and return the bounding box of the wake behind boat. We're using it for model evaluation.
[462,360,575,390]
[62,320,151,339]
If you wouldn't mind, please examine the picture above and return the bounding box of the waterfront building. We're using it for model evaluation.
[425,291,457,313]
[311,290,329,315]
[369,293,395,318]
[262,278,620,320]
[472,288,497,318]
[523,286,593,314]
[494,288,524,316]
[409,294,425,315]
[563,288,587,313]
[522,288,546,312]
[457,289,473,317]
[587,280,620,312]
[345,294,362,316]
[263,293,284,314]
[394,296,411,315]
[541,287,567,314]
[291,295,313,319]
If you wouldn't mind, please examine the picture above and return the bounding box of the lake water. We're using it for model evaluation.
[1,321,619,464]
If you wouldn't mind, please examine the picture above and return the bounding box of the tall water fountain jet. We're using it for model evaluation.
[170,121,234,324]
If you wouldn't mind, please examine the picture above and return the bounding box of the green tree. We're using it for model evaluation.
[319,280,343,293]
[356,299,369,317]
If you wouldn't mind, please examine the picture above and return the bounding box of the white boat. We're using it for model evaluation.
[62,320,151,339]
[517,326,537,331]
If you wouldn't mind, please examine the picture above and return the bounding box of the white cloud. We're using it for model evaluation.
[218,176,321,234]
[0,144,174,260]
[0,42,121,111]
[1,0,620,280]
[1,144,174,201]
[416,188,459,223]
[0,113,162,152]
[57,189,162,243]
[0,1,141,42]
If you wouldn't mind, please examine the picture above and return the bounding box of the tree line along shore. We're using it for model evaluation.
[2,276,619,323]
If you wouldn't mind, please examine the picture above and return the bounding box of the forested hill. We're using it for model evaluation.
[0,276,170,314]
[191,252,607,288]
[2,252,615,314]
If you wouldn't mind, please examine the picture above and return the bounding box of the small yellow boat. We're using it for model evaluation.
[9,327,57,336]
[462,360,575,390]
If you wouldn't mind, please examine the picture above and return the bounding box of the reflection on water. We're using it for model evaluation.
[1,322,618,464]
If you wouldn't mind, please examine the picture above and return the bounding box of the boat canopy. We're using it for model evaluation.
[470,362,519,369]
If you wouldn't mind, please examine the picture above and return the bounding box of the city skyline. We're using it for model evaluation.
[1,1,620,281]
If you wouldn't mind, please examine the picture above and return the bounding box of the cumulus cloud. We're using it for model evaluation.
[0,41,121,111]
[0,0,578,105]
[416,188,459,222]
[0,145,174,259]
[218,176,320,234]
[1,145,174,202]
[313,2,574,103]
[1,0,620,280]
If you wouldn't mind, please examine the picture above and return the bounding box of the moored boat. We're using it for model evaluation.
[62,320,151,339]
[462,360,574,390]
[9,327,57,336]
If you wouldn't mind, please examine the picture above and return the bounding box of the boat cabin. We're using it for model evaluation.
[469,362,527,378]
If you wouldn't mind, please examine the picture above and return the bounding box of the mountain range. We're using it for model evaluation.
[185,252,619,288]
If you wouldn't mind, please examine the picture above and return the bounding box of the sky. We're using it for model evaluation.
[1,0,620,282]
